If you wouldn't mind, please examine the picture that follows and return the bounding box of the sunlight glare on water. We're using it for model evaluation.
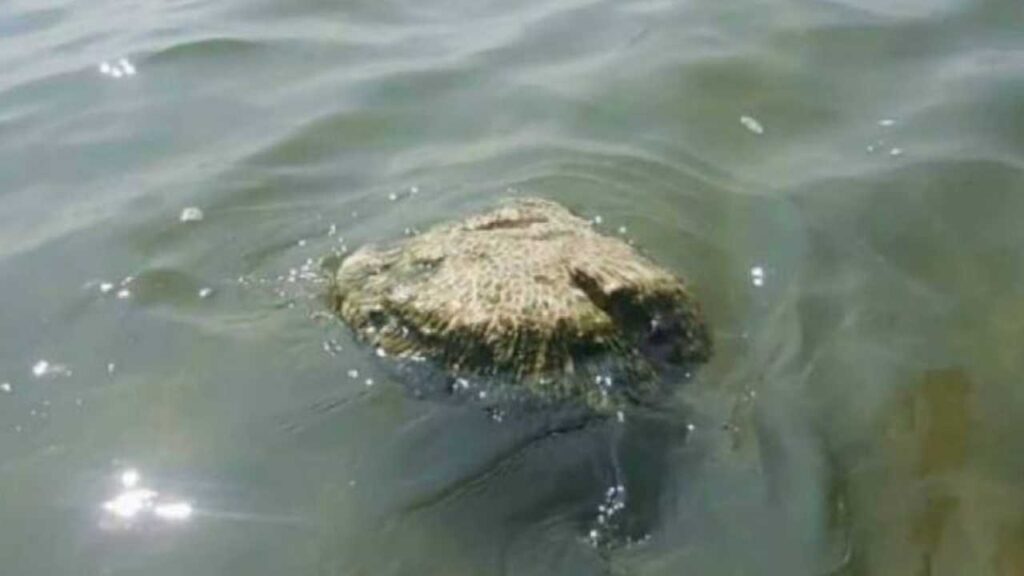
[1,0,1023,574]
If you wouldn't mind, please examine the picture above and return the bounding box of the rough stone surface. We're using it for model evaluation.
[329,198,710,410]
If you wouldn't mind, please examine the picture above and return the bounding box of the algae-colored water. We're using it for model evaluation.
[2,0,1023,574]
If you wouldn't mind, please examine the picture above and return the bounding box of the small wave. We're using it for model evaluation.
[146,37,273,65]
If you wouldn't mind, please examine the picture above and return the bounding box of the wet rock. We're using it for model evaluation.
[329,198,710,410]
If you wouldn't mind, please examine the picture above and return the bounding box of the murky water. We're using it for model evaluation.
[2,0,1024,574]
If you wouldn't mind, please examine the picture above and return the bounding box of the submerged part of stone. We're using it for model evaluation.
[329,198,710,410]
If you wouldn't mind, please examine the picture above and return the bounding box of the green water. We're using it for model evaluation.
[2,0,1024,574]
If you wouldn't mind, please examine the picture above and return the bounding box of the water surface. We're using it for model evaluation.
[2,0,1024,574]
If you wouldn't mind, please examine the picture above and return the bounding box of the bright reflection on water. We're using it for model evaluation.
[1,0,1024,573]
[100,468,193,528]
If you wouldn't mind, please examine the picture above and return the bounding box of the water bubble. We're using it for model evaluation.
[347,369,359,379]
[878,118,896,127]
[0,382,11,393]
[107,362,117,374]
[750,266,765,287]
[118,58,136,76]
[116,289,131,299]
[198,287,214,299]
[99,58,136,79]
[592,215,603,225]
[99,282,114,294]
[32,360,71,379]
[740,115,765,135]
[297,239,307,247]
[179,207,204,223]
[889,147,904,157]
[364,378,375,387]
[617,226,627,234]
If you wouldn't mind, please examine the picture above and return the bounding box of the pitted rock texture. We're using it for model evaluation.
[329,198,710,410]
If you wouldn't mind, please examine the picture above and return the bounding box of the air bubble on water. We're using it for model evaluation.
[322,340,342,355]
[32,360,71,379]
[478,390,488,400]
[617,226,627,235]
[1,382,11,393]
[740,115,765,134]
[375,347,387,358]
[347,369,359,379]
[297,239,307,247]
[180,207,204,223]
[328,224,337,237]
[616,410,625,423]
[99,282,114,294]
[686,423,696,432]
[116,289,131,299]
[878,118,896,127]
[118,58,136,76]
[364,378,374,387]
[889,147,904,157]
[592,215,603,225]
[388,193,398,201]
[409,186,419,195]
[98,58,136,79]
[198,287,213,299]
[750,265,765,287]
[107,362,117,374]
